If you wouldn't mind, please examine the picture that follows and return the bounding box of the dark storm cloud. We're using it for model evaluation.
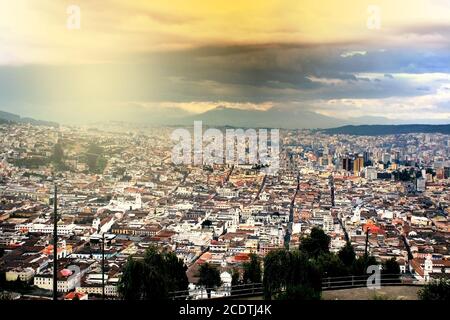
[1,42,450,107]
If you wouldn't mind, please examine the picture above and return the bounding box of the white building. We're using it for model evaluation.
[416,177,426,192]
[17,223,76,236]
[34,272,80,293]
[176,187,193,197]
[75,284,118,297]
[351,207,361,224]
[364,167,377,180]
[323,214,334,232]
[5,267,35,282]
[106,193,142,211]
[411,215,430,226]
[217,187,239,199]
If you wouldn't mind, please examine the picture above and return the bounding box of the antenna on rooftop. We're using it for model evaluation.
[102,231,105,300]
[364,228,370,257]
[53,184,58,300]
[97,224,106,300]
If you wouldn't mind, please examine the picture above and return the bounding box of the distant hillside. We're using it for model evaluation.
[0,110,58,127]
[180,105,344,129]
[322,124,450,136]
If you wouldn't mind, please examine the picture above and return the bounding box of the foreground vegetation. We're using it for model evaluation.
[118,228,405,300]
[418,279,450,301]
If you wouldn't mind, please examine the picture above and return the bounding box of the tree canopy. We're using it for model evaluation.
[382,258,400,275]
[118,246,188,300]
[264,229,381,300]
[52,142,64,164]
[198,263,222,298]
[243,253,262,284]
[299,227,330,258]
[418,279,450,301]
[85,143,107,174]
[263,249,322,300]
[338,242,356,267]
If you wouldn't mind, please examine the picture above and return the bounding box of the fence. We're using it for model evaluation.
[169,283,264,300]
[321,273,420,290]
[169,274,421,300]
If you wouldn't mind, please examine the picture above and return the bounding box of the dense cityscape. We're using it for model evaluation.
[0,122,448,300]
[2,1,450,317]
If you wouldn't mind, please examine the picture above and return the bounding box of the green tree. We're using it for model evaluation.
[287,250,322,295]
[164,251,189,296]
[142,265,168,300]
[418,279,450,301]
[276,285,321,300]
[198,263,222,299]
[263,249,290,299]
[338,242,356,267]
[142,247,172,299]
[11,157,49,169]
[381,258,401,284]
[299,227,330,258]
[118,246,188,300]
[263,249,321,300]
[96,156,107,173]
[52,142,64,164]
[85,144,107,174]
[118,257,144,300]
[243,254,262,284]
[316,252,349,278]
[382,258,400,274]
[352,254,378,276]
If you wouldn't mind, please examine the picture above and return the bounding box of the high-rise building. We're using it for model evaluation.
[342,157,353,171]
[444,167,450,179]
[354,157,364,174]
[363,151,370,163]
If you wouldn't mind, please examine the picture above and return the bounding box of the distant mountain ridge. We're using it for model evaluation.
[322,124,450,136]
[171,106,447,129]
[2,107,448,132]
[178,105,344,129]
[0,110,58,127]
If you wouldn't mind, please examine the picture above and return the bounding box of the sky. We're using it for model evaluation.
[0,0,450,125]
